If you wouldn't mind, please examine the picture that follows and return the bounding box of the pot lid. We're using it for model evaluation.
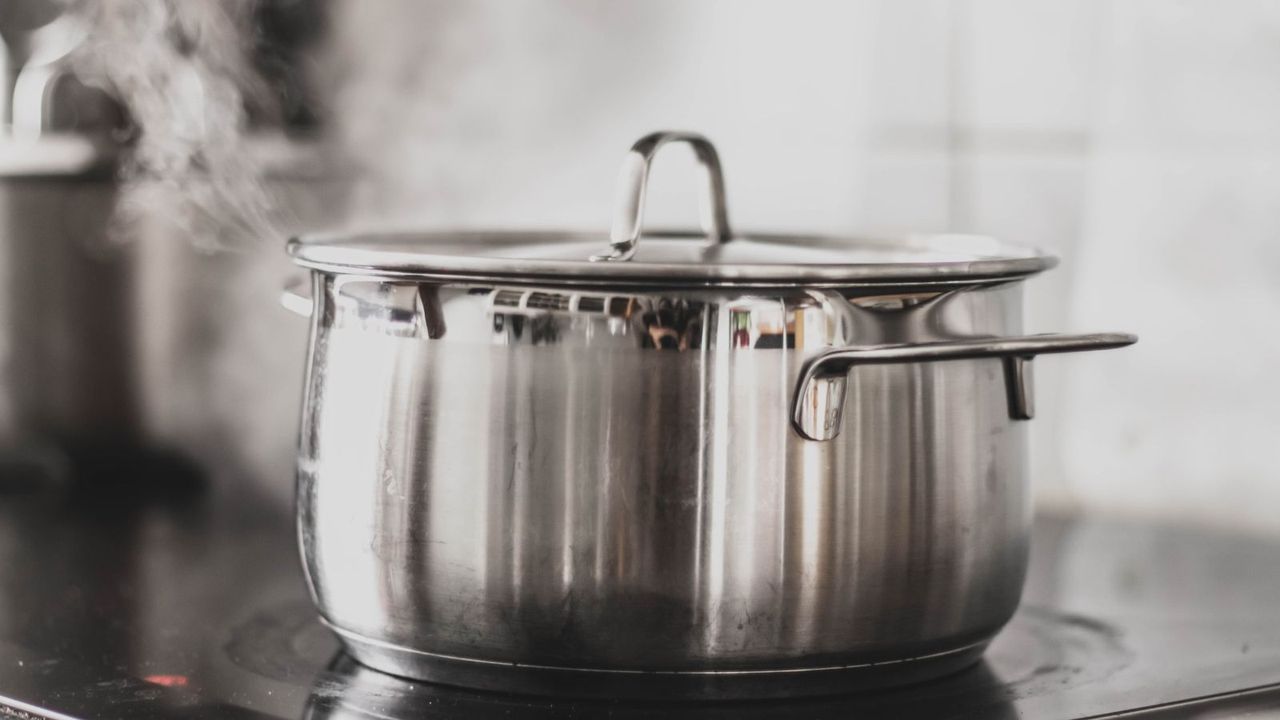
[288,131,1057,287]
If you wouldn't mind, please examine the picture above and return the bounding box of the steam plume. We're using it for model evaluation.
[72,0,277,248]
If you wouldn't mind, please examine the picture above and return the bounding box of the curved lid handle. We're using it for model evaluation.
[591,131,732,262]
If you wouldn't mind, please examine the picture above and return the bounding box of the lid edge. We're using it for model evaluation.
[286,231,1058,287]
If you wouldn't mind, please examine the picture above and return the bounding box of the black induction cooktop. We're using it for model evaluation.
[2,463,1280,719]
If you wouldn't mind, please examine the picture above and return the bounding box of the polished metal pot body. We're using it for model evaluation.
[296,272,1039,696]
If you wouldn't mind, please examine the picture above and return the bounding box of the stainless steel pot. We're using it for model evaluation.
[285,131,1135,698]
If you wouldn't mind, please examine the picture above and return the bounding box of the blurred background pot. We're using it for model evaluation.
[0,0,342,502]
[0,52,135,480]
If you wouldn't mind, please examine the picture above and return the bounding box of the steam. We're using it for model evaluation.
[71,0,277,249]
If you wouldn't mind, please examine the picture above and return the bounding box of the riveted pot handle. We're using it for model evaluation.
[792,332,1137,442]
[591,131,731,262]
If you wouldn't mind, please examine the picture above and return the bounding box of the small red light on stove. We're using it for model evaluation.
[144,674,189,687]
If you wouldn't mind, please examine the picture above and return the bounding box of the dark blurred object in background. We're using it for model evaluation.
[0,1,133,489]
[0,0,337,502]
[250,0,328,132]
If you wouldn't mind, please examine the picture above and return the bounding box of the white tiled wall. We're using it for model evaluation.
[317,0,1280,533]
[1058,2,1280,532]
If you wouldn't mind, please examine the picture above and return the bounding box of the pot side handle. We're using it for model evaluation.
[792,332,1137,442]
[281,276,314,318]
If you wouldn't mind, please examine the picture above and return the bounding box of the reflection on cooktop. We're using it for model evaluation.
[230,601,1130,719]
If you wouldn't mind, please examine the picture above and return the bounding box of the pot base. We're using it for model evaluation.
[327,622,990,700]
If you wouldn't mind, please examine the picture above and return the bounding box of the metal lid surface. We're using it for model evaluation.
[288,229,1055,287]
[288,131,1056,287]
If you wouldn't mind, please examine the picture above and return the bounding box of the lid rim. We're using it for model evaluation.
[286,230,1058,288]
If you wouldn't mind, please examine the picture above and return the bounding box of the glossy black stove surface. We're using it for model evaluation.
[2,469,1280,719]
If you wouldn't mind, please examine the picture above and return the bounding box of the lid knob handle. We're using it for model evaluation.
[591,131,732,262]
